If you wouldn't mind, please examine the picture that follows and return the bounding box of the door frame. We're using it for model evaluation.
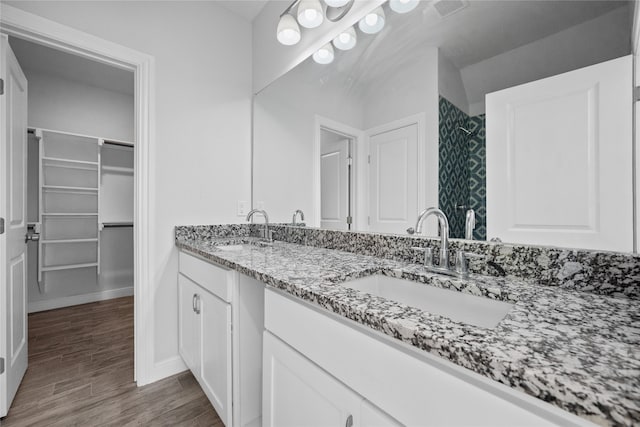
[0,5,155,385]
[364,113,435,234]
[314,115,363,229]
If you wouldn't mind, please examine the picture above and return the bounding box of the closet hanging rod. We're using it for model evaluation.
[102,222,134,228]
[103,140,134,149]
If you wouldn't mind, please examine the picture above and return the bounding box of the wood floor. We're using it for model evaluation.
[1,297,222,426]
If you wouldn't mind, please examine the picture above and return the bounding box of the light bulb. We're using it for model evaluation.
[277,14,301,45]
[358,7,385,34]
[312,43,334,64]
[324,0,349,7]
[390,0,419,13]
[365,13,378,26]
[332,26,357,50]
[297,0,324,28]
[304,9,317,21]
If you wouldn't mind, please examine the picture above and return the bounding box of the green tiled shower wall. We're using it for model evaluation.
[438,96,486,240]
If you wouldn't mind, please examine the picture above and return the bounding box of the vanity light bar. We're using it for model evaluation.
[306,2,418,65]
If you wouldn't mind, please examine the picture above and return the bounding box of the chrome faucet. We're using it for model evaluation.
[465,209,476,240]
[246,209,272,241]
[414,207,450,268]
[292,209,305,225]
[410,207,484,279]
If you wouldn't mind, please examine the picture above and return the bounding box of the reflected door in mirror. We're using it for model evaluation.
[321,132,352,230]
[486,55,633,252]
[369,124,418,234]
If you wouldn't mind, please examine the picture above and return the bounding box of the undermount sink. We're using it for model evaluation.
[341,275,514,328]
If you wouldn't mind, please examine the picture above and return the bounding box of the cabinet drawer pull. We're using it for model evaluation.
[195,294,201,314]
[345,414,353,427]
[192,294,197,313]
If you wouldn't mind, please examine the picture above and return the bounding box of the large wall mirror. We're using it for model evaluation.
[253,0,634,252]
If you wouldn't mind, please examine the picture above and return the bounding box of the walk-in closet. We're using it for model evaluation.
[10,36,135,312]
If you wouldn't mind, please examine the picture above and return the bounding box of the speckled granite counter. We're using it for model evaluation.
[176,234,640,426]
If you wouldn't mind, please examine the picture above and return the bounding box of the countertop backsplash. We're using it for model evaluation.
[175,224,640,299]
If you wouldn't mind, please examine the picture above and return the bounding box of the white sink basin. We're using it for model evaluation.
[341,275,514,328]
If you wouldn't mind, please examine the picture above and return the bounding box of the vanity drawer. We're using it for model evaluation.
[179,251,233,302]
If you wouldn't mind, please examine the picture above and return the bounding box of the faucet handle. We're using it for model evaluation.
[411,247,433,267]
[454,251,485,276]
[406,227,416,235]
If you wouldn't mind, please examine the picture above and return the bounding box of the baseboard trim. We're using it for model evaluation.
[28,286,134,313]
[141,356,188,386]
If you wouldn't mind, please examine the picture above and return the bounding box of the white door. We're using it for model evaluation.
[200,290,232,427]
[320,136,350,230]
[0,35,29,417]
[369,124,418,234]
[178,274,201,377]
[486,55,633,251]
[262,332,362,427]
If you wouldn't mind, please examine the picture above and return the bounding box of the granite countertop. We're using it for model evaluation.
[176,236,640,426]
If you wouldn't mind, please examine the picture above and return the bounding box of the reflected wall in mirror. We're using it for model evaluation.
[253,0,634,252]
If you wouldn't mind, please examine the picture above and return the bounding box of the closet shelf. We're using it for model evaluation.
[42,213,99,216]
[42,156,99,167]
[42,262,98,272]
[42,185,98,193]
[42,156,98,170]
[41,238,99,244]
[101,165,134,174]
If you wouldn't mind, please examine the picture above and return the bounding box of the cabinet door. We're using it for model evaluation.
[200,290,233,427]
[178,274,201,377]
[263,331,361,427]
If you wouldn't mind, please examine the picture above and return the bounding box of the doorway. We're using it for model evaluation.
[1,6,153,417]
[314,116,362,230]
[320,128,354,231]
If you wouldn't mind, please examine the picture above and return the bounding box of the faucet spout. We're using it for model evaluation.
[292,209,305,225]
[414,207,450,268]
[246,209,271,241]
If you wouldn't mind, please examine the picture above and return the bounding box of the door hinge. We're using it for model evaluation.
[367,155,371,164]
[635,86,640,102]
[0,357,4,374]
[346,216,352,225]
[347,157,353,166]
[0,78,4,95]
[367,216,370,225]
[0,217,4,235]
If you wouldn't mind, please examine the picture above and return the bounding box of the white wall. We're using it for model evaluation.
[4,0,253,380]
[252,0,385,93]
[253,59,364,225]
[462,7,631,116]
[361,48,440,233]
[438,50,469,115]
[24,69,134,141]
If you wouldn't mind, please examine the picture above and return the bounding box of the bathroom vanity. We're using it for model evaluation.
[175,224,639,427]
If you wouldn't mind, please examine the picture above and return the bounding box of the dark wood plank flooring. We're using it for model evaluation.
[1,297,222,426]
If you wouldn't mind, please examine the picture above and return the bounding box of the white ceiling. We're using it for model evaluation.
[9,36,134,96]
[293,0,630,95]
[216,0,269,22]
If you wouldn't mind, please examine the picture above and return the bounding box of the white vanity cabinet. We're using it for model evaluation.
[178,251,264,427]
[263,289,596,427]
[263,331,401,427]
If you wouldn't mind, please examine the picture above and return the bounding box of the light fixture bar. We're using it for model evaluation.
[279,0,302,18]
